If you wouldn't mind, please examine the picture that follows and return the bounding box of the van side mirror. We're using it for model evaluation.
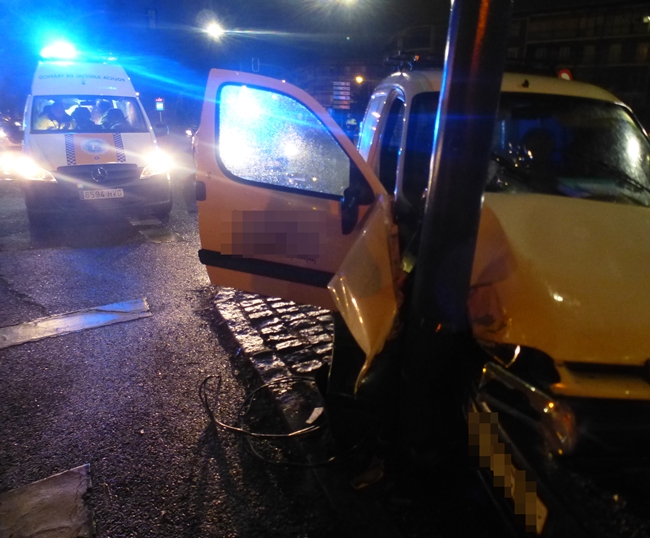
[340,164,374,234]
[153,123,169,137]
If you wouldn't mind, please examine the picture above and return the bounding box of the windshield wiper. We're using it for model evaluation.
[599,161,650,196]
[568,152,650,197]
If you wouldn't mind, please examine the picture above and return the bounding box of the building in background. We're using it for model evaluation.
[388,1,650,127]
[511,1,650,126]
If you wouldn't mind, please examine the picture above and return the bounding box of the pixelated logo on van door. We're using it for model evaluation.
[220,210,326,259]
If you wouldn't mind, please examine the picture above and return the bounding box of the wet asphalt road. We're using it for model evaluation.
[0,134,505,538]
[0,135,344,538]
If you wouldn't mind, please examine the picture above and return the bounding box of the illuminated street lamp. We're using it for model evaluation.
[206,22,225,40]
[355,75,364,84]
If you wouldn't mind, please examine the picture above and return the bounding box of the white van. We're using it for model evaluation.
[195,68,650,536]
[19,61,172,224]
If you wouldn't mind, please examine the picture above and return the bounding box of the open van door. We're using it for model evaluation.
[195,70,389,311]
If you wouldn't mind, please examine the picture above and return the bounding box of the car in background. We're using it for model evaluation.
[0,113,23,178]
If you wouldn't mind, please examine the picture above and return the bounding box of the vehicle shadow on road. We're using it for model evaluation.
[28,215,144,249]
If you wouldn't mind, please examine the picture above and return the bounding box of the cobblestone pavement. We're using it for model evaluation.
[207,287,336,449]
[210,287,334,381]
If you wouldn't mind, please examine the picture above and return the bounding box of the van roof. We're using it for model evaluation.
[377,69,621,105]
[31,61,137,97]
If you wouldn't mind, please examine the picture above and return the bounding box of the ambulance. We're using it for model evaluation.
[19,60,171,224]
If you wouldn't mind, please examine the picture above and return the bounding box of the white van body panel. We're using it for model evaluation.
[24,60,158,171]
[31,61,138,97]
[25,61,158,168]
[27,132,156,170]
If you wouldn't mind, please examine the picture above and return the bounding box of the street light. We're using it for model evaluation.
[206,22,225,40]
[355,75,364,84]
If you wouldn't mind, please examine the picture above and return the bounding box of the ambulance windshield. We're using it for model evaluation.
[31,96,149,134]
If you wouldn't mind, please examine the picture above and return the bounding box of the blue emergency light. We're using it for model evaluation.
[40,41,77,60]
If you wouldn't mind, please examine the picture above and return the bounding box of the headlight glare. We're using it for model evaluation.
[1,152,16,176]
[140,150,171,178]
[15,156,56,181]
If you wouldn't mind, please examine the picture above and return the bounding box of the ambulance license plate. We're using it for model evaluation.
[80,189,124,200]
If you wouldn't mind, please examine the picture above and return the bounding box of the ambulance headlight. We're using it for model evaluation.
[15,156,56,181]
[1,152,16,176]
[140,151,171,178]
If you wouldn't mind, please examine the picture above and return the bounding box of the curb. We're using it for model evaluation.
[209,286,334,380]
[207,286,336,457]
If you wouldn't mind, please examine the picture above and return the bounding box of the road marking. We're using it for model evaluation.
[127,217,162,226]
[126,217,183,243]
[0,464,94,538]
[138,228,183,243]
[0,298,151,349]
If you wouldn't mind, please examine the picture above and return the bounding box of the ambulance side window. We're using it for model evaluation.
[217,84,350,198]
[377,97,405,196]
[402,92,440,209]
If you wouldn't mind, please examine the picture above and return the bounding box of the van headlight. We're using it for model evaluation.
[140,150,171,179]
[1,152,16,176]
[478,357,577,456]
[15,156,56,181]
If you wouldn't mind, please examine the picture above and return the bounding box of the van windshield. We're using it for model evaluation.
[403,92,650,207]
[31,96,149,134]
[489,93,650,206]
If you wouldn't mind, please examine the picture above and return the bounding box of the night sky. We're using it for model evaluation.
[0,0,626,117]
[0,0,390,112]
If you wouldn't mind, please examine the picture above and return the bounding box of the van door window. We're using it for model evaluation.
[377,97,405,196]
[357,91,389,161]
[217,84,351,197]
[402,92,440,208]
